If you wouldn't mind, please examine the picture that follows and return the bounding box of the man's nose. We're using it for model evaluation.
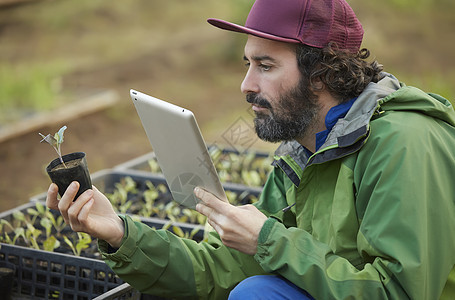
[241,68,259,94]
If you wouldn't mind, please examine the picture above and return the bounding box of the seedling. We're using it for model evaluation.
[0,202,93,256]
[39,125,67,168]
[63,232,92,256]
[162,221,201,240]
[147,146,273,187]
[42,235,61,252]
[107,176,138,213]
[40,126,92,199]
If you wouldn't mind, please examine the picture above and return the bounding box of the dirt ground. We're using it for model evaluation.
[0,0,269,211]
[1,0,454,212]
[0,37,262,211]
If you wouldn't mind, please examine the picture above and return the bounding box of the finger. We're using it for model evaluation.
[197,201,229,232]
[58,181,80,223]
[195,202,213,217]
[46,183,59,210]
[194,187,227,209]
[67,189,94,227]
[194,187,208,203]
[91,185,105,200]
[194,187,213,214]
[77,198,94,230]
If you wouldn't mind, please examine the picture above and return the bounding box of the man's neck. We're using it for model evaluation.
[296,133,317,153]
[296,90,339,153]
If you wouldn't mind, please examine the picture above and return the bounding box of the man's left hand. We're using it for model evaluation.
[194,187,268,255]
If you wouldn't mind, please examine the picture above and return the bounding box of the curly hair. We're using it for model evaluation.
[296,43,384,103]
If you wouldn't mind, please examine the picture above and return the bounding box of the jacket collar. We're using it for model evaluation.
[273,72,401,186]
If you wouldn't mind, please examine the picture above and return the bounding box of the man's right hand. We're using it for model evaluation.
[46,181,125,248]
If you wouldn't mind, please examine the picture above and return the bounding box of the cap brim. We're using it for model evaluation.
[207,18,300,44]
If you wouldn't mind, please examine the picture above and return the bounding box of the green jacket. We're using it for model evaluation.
[99,73,455,299]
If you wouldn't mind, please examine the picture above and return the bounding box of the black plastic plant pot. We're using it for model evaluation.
[0,260,15,300]
[46,152,92,200]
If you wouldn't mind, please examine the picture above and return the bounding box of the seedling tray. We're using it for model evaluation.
[113,146,273,187]
[0,202,102,260]
[95,169,262,202]
[93,283,141,300]
[17,166,265,298]
[0,202,199,299]
[31,169,262,230]
[0,243,123,300]
[0,200,206,258]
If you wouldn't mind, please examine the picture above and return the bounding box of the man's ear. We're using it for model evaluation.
[310,77,325,92]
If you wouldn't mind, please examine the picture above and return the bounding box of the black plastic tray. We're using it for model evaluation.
[1,244,123,300]
[112,146,273,187]
[31,169,262,229]
[0,201,200,299]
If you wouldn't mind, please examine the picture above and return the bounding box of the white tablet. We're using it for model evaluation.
[130,89,226,209]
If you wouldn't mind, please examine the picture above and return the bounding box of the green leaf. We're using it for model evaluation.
[13,227,26,244]
[172,225,185,238]
[30,237,40,250]
[26,223,42,239]
[55,125,67,145]
[4,232,13,244]
[13,210,26,223]
[225,191,237,203]
[35,201,47,215]
[197,214,207,225]
[119,200,132,214]
[157,184,168,194]
[26,208,39,216]
[147,159,162,173]
[39,133,58,147]
[75,232,91,256]
[1,219,14,231]
[55,216,65,231]
[40,217,53,237]
[43,235,60,252]
[190,227,201,240]
[162,220,173,231]
[63,235,76,255]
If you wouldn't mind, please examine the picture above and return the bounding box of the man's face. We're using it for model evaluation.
[242,35,319,143]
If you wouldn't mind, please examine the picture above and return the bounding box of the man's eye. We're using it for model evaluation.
[244,62,251,68]
[259,64,271,71]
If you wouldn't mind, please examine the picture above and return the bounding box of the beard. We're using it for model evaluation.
[247,78,319,143]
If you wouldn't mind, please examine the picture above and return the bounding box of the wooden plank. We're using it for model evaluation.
[0,89,119,143]
[0,0,40,6]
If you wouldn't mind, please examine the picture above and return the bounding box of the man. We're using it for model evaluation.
[46,0,455,299]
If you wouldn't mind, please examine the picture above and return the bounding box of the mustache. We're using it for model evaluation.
[246,94,272,109]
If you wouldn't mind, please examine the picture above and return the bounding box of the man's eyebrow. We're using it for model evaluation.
[243,55,277,63]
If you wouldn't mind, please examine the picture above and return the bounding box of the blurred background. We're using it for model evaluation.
[0,0,454,211]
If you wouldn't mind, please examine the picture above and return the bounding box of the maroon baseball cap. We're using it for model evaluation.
[208,0,364,53]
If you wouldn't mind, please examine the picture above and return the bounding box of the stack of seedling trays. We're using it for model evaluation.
[0,201,137,299]
[2,146,273,299]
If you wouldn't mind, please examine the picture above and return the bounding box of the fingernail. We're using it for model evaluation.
[194,187,200,195]
[86,189,94,197]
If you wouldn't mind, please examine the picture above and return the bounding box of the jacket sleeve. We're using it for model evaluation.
[254,110,455,299]
[99,214,266,299]
[97,163,291,299]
